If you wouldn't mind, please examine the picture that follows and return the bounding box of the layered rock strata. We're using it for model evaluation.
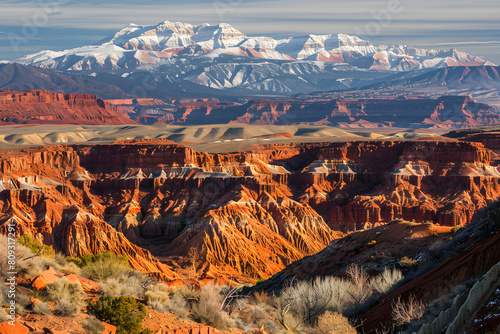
[0,138,499,281]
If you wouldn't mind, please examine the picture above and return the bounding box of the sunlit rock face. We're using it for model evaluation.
[0,138,499,282]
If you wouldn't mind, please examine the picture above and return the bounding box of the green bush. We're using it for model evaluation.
[89,295,151,334]
[451,226,460,234]
[18,235,55,257]
[68,252,132,282]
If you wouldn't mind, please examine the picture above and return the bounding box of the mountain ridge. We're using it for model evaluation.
[14,20,492,72]
[7,20,495,97]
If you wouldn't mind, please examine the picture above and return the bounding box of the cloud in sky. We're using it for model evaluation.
[0,0,498,62]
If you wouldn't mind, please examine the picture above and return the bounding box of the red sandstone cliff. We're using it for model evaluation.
[0,89,134,125]
[0,145,177,280]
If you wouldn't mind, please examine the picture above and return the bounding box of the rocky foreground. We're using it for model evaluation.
[0,137,499,283]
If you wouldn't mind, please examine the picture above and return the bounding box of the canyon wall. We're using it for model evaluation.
[0,138,499,282]
[0,89,134,125]
[124,95,500,129]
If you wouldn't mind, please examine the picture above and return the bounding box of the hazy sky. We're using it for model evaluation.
[1,0,499,62]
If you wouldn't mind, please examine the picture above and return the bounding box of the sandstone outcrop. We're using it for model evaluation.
[0,89,134,125]
[0,321,30,334]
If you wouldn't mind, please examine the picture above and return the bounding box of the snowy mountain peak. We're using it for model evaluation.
[12,19,494,74]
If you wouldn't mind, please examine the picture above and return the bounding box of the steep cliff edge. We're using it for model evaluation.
[0,89,134,125]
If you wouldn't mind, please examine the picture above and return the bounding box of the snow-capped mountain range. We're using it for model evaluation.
[10,21,496,95]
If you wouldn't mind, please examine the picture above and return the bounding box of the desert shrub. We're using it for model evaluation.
[274,293,307,333]
[146,284,190,318]
[427,240,447,261]
[0,235,43,278]
[252,291,272,306]
[451,226,460,234]
[82,318,106,334]
[70,251,132,282]
[146,283,170,302]
[53,253,81,275]
[0,235,78,278]
[314,311,356,334]
[234,293,285,333]
[18,235,55,257]
[33,302,52,315]
[143,283,190,318]
[0,309,8,322]
[399,256,419,268]
[275,275,354,331]
[56,299,81,317]
[89,295,151,334]
[101,273,145,298]
[27,253,81,277]
[240,291,276,328]
[168,293,190,318]
[272,264,401,331]
[392,294,425,327]
[67,254,91,267]
[175,283,202,305]
[0,289,10,322]
[14,290,30,316]
[345,264,373,311]
[145,284,170,310]
[16,257,46,278]
[371,268,404,295]
[190,284,236,330]
[46,280,85,316]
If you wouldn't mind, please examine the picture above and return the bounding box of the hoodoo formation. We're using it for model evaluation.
[0,138,499,282]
